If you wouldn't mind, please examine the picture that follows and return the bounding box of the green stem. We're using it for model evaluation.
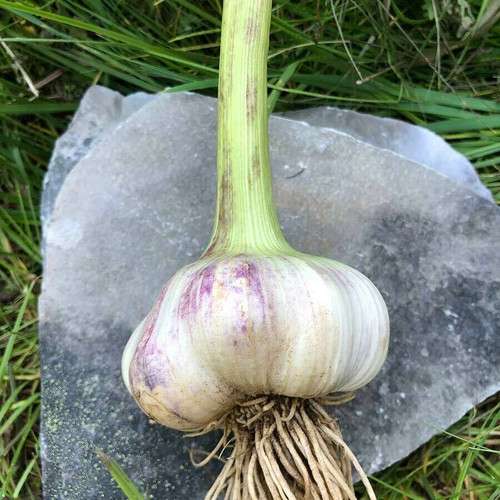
[204,0,290,256]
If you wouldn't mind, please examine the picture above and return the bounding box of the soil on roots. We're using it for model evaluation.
[190,395,376,500]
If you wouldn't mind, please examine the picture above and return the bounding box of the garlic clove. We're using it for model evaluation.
[121,316,146,394]
[124,266,246,431]
[188,254,389,397]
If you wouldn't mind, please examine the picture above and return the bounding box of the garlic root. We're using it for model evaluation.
[190,396,376,500]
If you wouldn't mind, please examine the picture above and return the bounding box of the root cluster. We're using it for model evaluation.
[189,395,376,500]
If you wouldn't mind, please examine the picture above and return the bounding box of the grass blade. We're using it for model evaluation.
[96,448,146,500]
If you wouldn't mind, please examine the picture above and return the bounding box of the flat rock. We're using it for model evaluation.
[40,88,500,499]
[42,86,491,224]
[283,107,492,201]
[41,87,156,229]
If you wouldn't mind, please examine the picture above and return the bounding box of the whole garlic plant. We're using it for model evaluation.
[122,0,390,498]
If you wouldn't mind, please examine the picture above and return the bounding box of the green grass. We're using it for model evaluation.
[0,0,499,498]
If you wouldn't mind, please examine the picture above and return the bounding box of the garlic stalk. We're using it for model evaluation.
[122,0,390,498]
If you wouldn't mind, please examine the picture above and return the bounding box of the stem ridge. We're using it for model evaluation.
[205,0,290,256]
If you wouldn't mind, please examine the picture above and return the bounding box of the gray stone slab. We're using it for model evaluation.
[40,90,500,499]
[41,87,156,230]
[41,86,491,232]
[283,107,492,201]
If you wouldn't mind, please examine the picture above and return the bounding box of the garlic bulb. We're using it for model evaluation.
[122,253,389,431]
[122,0,389,497]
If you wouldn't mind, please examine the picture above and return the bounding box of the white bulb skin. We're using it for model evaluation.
[123,253,389,431]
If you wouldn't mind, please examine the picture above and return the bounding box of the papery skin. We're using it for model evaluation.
[122,253,389,431]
